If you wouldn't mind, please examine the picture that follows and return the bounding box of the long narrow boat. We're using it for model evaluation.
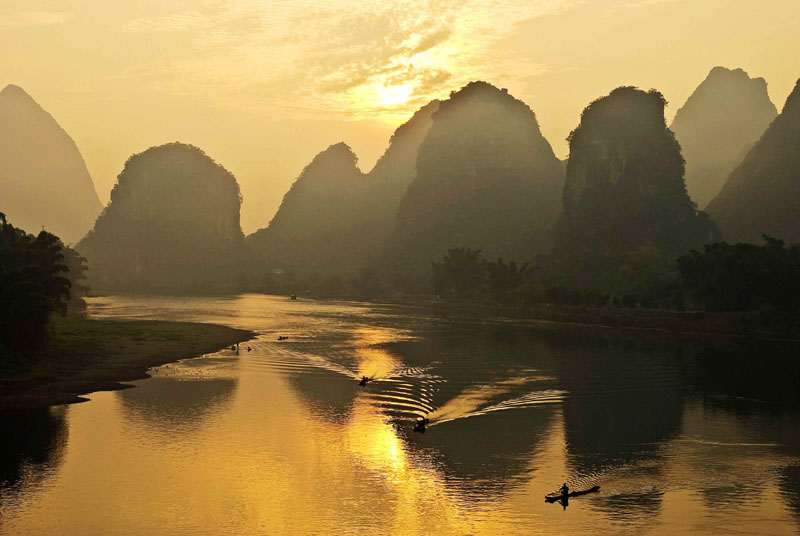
[544,485,600,502]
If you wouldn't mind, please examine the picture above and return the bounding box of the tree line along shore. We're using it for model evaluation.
[0,213,253,409]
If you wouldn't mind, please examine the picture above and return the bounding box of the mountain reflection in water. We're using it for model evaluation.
[1,294,799,535]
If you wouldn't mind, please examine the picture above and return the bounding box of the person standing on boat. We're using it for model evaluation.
[560,483,569,496]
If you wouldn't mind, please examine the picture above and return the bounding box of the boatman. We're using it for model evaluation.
[560,483,569,496]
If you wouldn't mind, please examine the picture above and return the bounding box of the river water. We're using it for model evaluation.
[2,294,800,535]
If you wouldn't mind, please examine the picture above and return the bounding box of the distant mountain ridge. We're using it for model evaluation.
[0,84,102,243]
[246,101,439,274]
[670,67,777,208]
[247,142,367,273]
[706,78,800,244]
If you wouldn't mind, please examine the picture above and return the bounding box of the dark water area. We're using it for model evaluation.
[1,294,800,535]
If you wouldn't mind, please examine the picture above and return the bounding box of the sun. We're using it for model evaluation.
[377,84,413,106]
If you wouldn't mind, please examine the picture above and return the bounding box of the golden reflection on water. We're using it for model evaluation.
[2,372,799,535]
[2,295,800,535]
[343,396,462,534]
[352,326,402,380]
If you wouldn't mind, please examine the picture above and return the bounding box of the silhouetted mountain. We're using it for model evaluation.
[246,142,366,274]
[554,87,720,291]
[358,100,440,258]
[247,101,438,274]
[671,67,777,207]
[77,143,245,291]
[0,84,101,243]
[386,82,564,281]
[706,79,800,244]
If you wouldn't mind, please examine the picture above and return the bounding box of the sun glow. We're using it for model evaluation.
[341,81,419,123]
[377,84,413,106]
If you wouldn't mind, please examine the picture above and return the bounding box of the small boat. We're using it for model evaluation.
[358,376,370,387]
[544,485,600,503]
[412,417,430,433]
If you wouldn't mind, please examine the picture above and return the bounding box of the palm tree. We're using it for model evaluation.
[486,258,533,302]
[432,248,486,296]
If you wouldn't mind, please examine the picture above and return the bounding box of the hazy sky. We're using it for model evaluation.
[2,0,798,233]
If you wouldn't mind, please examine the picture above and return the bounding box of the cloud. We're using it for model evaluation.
[603,0,685,15]
[121,11,212,33]
[411,28,452,55]
[621,0,683,7]
[0,10,74,29]
[108,0,573,119]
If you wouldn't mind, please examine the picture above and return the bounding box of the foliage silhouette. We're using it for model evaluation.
[677,235,800,311]
[61,245,89,313]
[0,213,72,353]
[486,258,534,304]
[432,248,487,297]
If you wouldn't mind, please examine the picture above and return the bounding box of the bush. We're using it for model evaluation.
[677,235,800,311]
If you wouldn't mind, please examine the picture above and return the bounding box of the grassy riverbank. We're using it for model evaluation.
[0,316,254,409]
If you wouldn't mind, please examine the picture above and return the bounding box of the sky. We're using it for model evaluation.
[1,0,799,233]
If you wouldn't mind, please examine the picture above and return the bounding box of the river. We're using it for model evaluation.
[1,294,800,535]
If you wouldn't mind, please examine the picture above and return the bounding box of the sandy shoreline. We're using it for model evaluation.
[0,317,255,410]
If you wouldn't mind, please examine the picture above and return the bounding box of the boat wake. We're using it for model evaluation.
[429,387,566,426]
[246,340,565,424]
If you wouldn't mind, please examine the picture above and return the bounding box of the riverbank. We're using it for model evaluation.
[0,316,254,409]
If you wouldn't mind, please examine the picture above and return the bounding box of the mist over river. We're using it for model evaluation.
[2,294,800,535]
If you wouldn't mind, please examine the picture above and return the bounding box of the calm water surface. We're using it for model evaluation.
[2,294,800,535]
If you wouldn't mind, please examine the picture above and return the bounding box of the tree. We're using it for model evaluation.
[486,258,533,303]
[62,245,89,313]
[432,248,486,297]
[677,235,800,311]
[0,213,72,352]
